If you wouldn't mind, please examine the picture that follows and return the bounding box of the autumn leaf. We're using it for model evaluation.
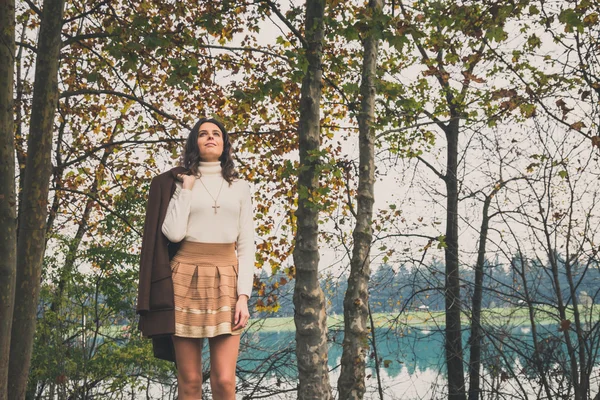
[556,99,573,119]
[580,90,591,101]
[462,71,486,83]
[491,88,517,100]
[559,319,571,332]
[570,121,586,131]
[583,12,599,26]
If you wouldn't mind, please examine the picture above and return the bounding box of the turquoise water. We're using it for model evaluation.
[231,323,600,399]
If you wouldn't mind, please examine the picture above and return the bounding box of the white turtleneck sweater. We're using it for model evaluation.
[161,162,255,298]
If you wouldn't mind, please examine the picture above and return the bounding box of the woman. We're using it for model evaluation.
[137,117,254,400]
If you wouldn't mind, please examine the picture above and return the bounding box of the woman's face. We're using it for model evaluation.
[197,122,224,162]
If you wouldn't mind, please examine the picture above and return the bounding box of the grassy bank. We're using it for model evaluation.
[248,304,600,333]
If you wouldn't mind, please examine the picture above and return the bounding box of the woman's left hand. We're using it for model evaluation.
[233,295,250,330]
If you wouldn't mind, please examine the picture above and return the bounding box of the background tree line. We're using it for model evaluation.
[260,254,599,318]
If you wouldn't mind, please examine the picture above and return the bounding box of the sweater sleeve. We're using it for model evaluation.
[236,181,255,298]
[161,183,192,243]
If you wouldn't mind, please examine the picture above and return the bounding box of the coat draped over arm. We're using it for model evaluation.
[136,166,188,362]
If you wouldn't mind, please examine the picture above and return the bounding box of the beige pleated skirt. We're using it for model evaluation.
[170,241,242,338]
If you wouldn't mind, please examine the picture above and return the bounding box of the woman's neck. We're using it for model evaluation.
[198,161,222,176]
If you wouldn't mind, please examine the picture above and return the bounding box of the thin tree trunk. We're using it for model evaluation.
[544,221,581,399]
[292,0,331,399]
[535,168,581,400]
[0,1,17,399]
[337,0,381,398]
[563,180,589,399]
[14,16,28,230]
[51,133,114,312]
[468,178,518,400]
[367,303,384,400]
[467,203,489,400]
[8,0,65,398]
[444,119,467,400]
[514,251,554,400]
[468,193,494,400]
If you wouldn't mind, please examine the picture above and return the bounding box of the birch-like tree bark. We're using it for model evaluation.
[0,1,16,399]
[8,0,66,398]
[292,0,332,399]
[337,0,382,398]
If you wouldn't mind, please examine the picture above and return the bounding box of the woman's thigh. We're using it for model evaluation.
[208,334,241,378]
[173,336,204,377]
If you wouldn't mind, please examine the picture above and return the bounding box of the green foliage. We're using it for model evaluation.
[31,265,176,397]
[29,179,175,397]
[559,8,585,33]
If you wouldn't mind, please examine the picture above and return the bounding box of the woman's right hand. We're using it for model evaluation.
[177,174,196,190]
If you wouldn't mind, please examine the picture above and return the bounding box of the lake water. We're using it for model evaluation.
[232,324,600,399]
[143,323,600,399]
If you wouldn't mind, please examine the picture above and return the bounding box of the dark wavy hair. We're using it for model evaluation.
[182,117,237,184]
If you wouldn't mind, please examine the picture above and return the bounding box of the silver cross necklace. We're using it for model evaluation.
[199,177,224,214]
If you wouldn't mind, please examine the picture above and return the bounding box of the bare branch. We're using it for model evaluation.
[264,0,307,49]
[23,0,41,16]
[59,89,184,124]
[416,155,445,181]
[54,187,142,236]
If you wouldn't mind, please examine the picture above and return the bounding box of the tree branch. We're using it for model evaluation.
[372,232,437,243]
[416,155,445,181]
[54,138,182,170]
[375,120,450,139]
[23,0,41,16]
[61,32,115,47]
[62,0,110,24]
[59,89,183,123]
[15,41,37,53]
[264,0,307,49]
[53,187,142,236]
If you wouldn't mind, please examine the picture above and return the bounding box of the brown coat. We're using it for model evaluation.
[136,166,188,362]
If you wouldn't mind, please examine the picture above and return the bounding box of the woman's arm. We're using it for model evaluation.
[161,181,192,243]
[236,181,255,298]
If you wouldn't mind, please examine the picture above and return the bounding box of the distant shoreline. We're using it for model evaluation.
[248,304,600,333]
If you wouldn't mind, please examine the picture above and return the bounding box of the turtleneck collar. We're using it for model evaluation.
[198,161,222,177]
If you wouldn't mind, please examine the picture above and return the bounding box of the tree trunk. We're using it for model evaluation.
[0,1,16,399]
[337,0,381,398]
[292,1,331,399]
[563,184,589,400]
[467,195,492,400]
[8,0,65,398]
[543,218,581,399]
[444,119,466,400]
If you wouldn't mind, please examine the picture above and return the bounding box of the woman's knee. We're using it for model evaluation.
[211,372,236,393]
[178,371,203,393]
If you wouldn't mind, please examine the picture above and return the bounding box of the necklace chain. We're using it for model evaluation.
[199,177,224,214]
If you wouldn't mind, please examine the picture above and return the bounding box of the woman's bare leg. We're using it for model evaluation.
[172,336,204,400]
[208,334,241,400]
